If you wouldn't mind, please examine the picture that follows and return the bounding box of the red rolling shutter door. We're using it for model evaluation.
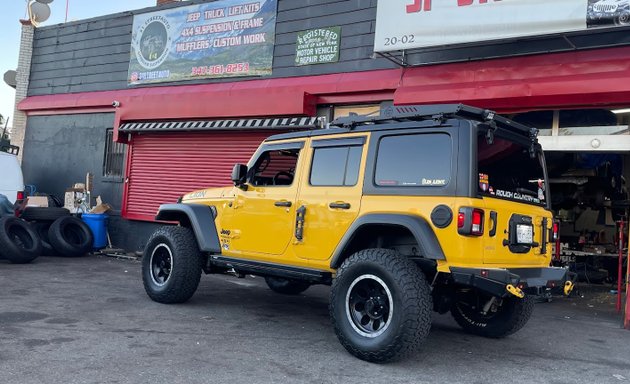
[123,130,279,221]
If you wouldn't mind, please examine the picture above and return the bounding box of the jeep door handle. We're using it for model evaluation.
[274,200,292,207]
[329,202,351,210]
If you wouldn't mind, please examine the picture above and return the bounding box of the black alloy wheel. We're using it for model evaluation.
[346,274,393,337]
[150,243,173,286]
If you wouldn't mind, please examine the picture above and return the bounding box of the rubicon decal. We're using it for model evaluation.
[376,0,619,52]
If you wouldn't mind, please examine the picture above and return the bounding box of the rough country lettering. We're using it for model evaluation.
[406,0,502,13]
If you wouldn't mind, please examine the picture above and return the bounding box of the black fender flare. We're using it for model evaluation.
[330,213,445,269]
[155,204,221,253]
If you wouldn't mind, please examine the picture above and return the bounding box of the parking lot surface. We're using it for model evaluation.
[1,255,629,384]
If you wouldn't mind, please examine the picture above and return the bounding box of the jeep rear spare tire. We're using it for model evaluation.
[265,277,310,295]
[329,248,432,363]
[450,292,534,338]
[0,217,42,264]
[142,226,203,304]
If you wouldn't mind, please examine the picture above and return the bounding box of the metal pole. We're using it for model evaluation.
[65,0,69,23]
[625,233,630,330]
[617,220,624,313]
[554,221,561,263]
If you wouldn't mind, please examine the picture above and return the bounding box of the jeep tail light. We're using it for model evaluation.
[471,209,483,235]
[16,191,25,203]
[458,207,484,236]
[457,212,465,228]
[552,221,559,241]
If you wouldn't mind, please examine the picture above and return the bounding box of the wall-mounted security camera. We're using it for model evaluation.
[112,101,121,108]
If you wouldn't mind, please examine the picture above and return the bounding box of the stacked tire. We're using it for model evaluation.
[21,207,94,257]
[0,217,42,264]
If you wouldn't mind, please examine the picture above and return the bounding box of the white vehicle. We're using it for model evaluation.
[0,151,24,204]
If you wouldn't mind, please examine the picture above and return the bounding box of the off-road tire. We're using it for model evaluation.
[265,276,310,295]
[329,248,432,363]
[450,294,535,338]
[48,216,93,257]
[0,217,42,264]
[21,207,70,222]
[142,226,203,304]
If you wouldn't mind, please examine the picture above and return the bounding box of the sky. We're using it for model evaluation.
[0,0,157,131]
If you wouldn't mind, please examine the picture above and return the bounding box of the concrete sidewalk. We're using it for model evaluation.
[1,255,629,384]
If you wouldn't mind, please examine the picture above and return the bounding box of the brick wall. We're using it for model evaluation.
[11,20,34,163]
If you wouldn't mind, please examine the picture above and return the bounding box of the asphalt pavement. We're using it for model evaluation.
[1,255,629,384]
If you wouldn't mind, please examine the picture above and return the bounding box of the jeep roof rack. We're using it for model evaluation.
[331,104,536,139]
[265,104,539,147]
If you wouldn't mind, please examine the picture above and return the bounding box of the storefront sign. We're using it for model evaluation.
[295,27,341,66]
[128,0,277,85]
[375,0,625,52]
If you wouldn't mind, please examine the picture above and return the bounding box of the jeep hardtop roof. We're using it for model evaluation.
[265,104,538,144]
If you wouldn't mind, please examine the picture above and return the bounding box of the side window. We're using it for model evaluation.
[375,133,452,187]
[250,149,300,187]
[310,146,362,186]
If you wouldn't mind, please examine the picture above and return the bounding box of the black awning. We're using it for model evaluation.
[118,117,321,133]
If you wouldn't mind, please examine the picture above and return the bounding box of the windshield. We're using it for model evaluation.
[477,132,547,206]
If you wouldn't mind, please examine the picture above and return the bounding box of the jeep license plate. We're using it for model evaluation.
[516,224,533,244]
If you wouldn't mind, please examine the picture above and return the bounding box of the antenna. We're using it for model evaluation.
[1,116,10,142]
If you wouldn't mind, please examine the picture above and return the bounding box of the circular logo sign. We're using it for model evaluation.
[133,16,172,70]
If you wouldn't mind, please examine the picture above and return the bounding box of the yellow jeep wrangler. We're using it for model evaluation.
[142,104,570,362]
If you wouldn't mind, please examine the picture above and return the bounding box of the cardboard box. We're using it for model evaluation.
[26,196,49,207]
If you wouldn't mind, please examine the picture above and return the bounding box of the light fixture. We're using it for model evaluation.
[611,108,630,114]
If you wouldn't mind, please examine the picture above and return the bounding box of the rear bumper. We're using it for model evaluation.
[449,266,570,297]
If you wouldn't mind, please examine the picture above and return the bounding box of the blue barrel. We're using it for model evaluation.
[82,213,109,250]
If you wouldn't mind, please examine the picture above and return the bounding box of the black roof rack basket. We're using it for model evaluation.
[331,103,537,140]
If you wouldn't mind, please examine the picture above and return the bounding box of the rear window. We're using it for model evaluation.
[477,133,546,206]
[375,133,452,187]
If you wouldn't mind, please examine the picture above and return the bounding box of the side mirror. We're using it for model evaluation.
[231,164,248,188]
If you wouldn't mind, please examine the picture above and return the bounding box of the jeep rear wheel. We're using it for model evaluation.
[142,226,203,304]
[450,291,534,338]
[264,277,310,295]
[329,249,432,363]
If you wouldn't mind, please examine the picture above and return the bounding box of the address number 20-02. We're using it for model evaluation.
[383,35,416,46]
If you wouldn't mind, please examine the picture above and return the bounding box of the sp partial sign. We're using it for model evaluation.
[374,0,600,52]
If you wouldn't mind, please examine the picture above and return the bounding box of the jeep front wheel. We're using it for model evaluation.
[329,249,432,363]
[615,11,630,25]
[450,291,534,338]
[264,277,310,295]
[142,226,203,304]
